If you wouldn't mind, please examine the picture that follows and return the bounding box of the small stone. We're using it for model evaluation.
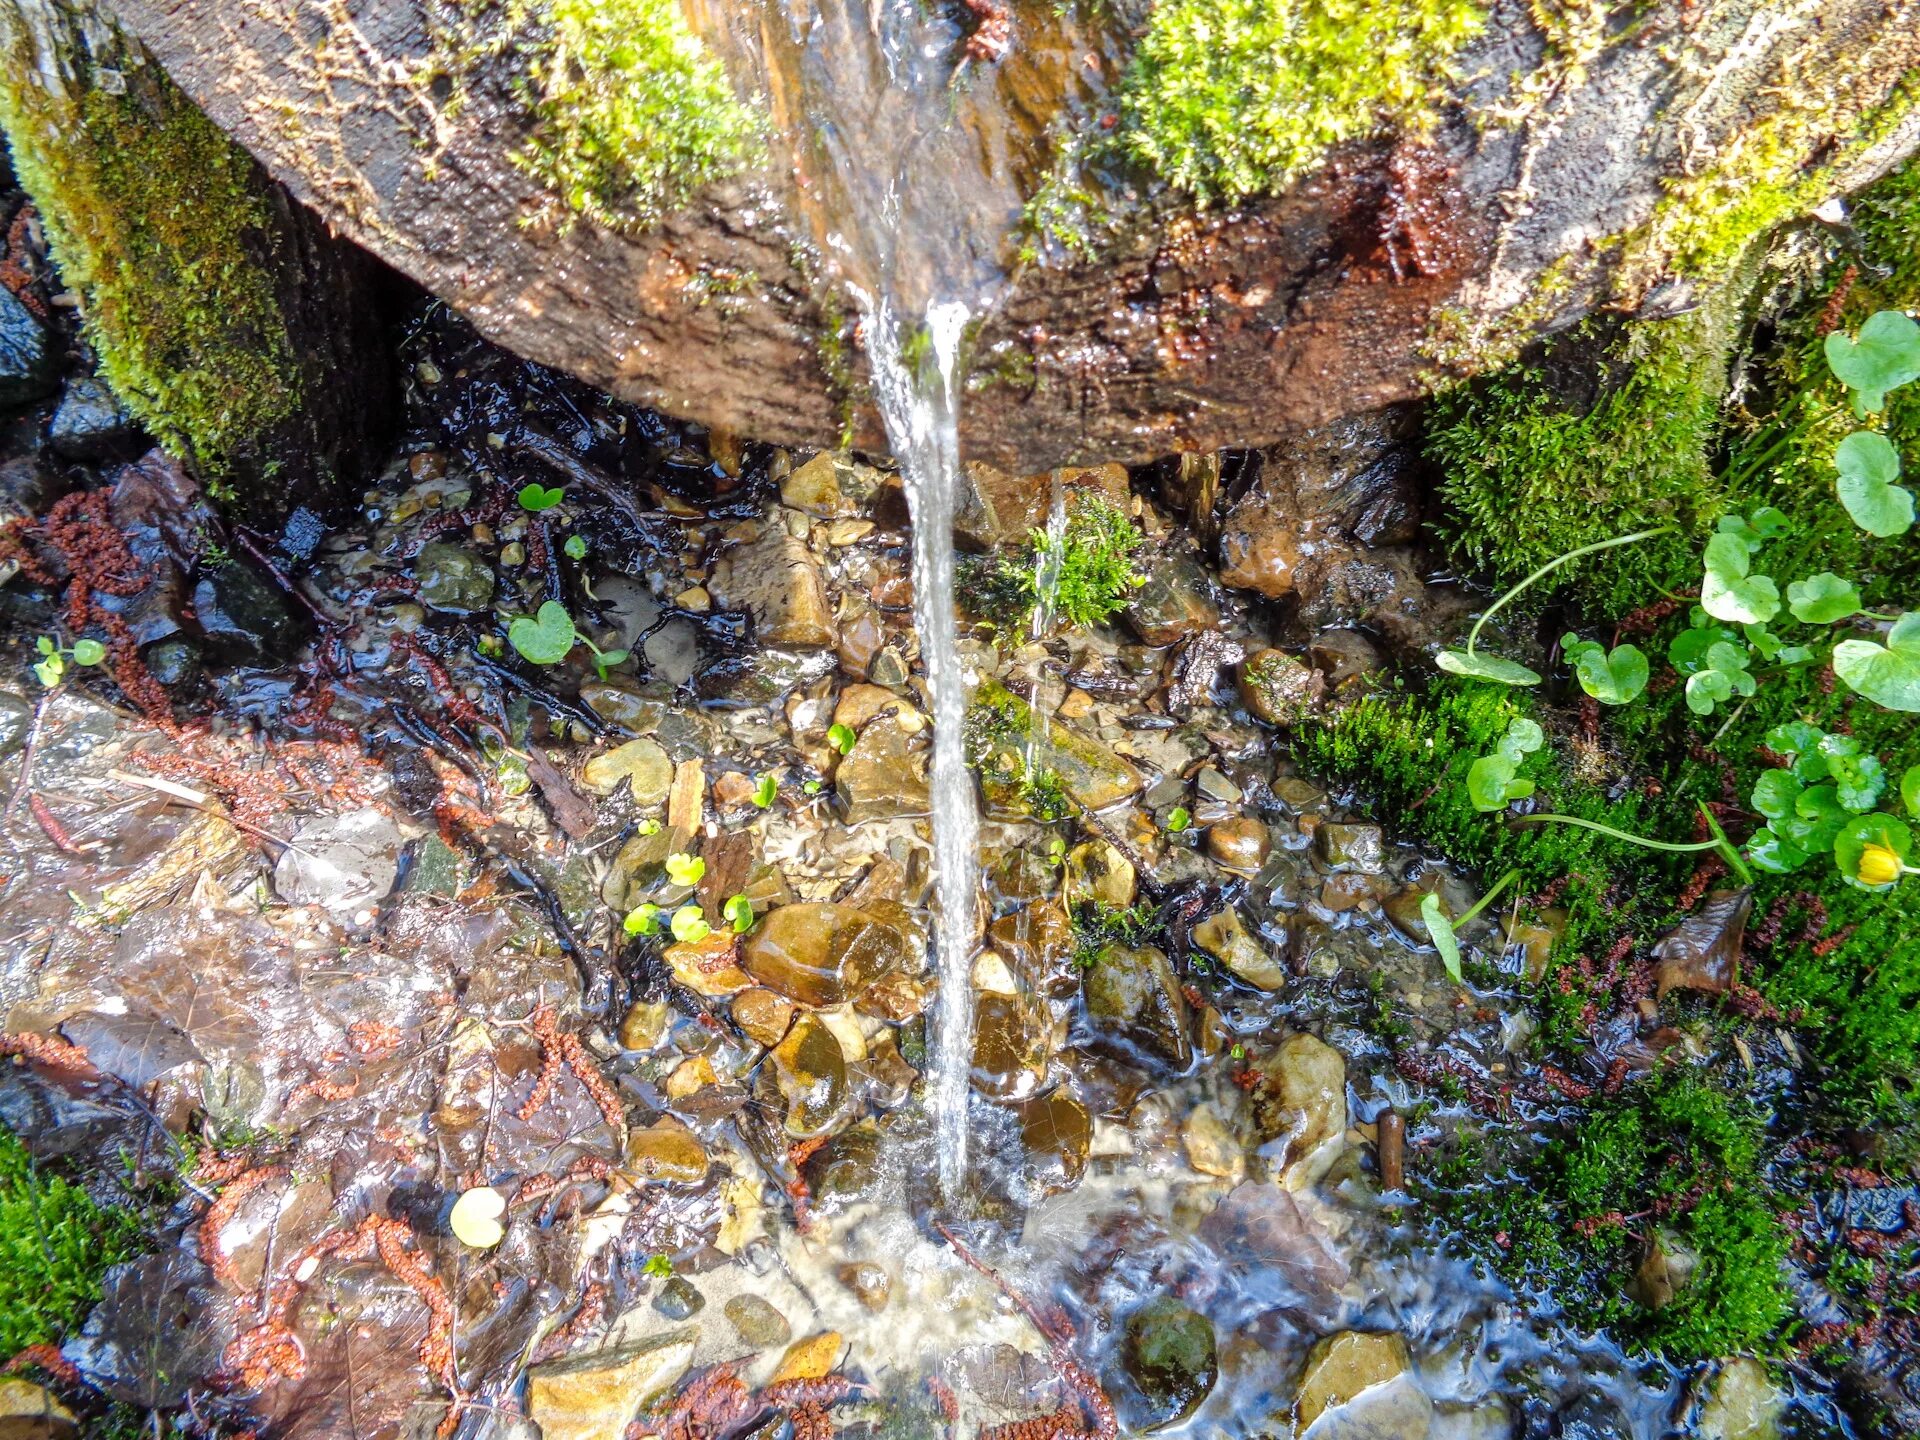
[193,563,302,666]
[665,1055,720,1101]
[652,1275,706,1320]
[676,585,712,612]
[1634,1227,1697,1311]
[1019,1089,1092,1195]
[1181,1101,1246,1181]
[1206,817,1270,874]
[669,759,706,832]
[1309,629,1384,688]
[625,1122,710,1184]
[869,648,910,688]
[0,1377,78,1438]
[1293,1331,1430,1438]
[973,681,1143,815]
[767,1014,853,1138]
[579,684,664,733]
[989,900,1077,996]
[1118,1296,1217,1430]
[1318,822,1385,874]
[1057,688,1095,720]
[499,541,526,567]
[1192,906,1287,990]
[1252,1033,1348,1187]
[1238,649,1324,726]
[618,1001,669,1051]
[827,519,874,545]
[713,770,757,810]
[1083,944,1191,1068]
[49,377,139,460]
[732,988,796,1047]
[771,1332,844,1383]
[665,935,754,997]
[739,904,909,1007]
[970,991,1051,1101]
[837,1261,892,1312]
[725,1293,792,1348]
[0,286,56,411]
[273,810,402,911]
[782,452,887,518]
[710,522,836,648]
[1125,556,1219,646]
[1064,841,1136,909]
[582,737,674,806]
[1696,1357,1784,1440]
[526,1331,696,1440]
[143,639,200,688]
[835,714,930,823]
[412,542,494,614]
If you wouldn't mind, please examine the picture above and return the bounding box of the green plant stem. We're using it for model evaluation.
[1514,813,1724,852]
[1467,526,1674,655]
[1456,867,1521,927]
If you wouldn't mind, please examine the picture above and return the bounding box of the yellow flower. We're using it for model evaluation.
[1856,842,1904,887]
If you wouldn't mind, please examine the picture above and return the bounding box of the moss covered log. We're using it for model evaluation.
[0,0,389,510]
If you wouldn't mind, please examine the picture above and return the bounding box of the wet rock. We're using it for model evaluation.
[1064,841,1136,909]
[0,692,32,759]
[782,452,890,519]
[800,1122,884,1211]
[579,683,664,733]
[49,377,139,460]
[1293,1331,1431,1438]
[1125,556,1219,646]
[1318,822,1385,874]
[1182,1101,1246,1181]
[767,1014,853,1138]
[837,1261,892,1313]
[1551,1391,1634,1440]
[0,286,55,411]
[739,903,909,1007]
[0,1376,78,1438]
[836,714,930,823]
[974,681,1143,815]
[1192,906,1287,990]
[273,810,402,912]
[526,1330,696,1440]
[1633,1228,1697,1311]
[142,639,199,688]
[618,1001,669,1051]
[971,991,1051,1101]
[854,971,932,1022]
[772,1332,844,1383]
[1018,1088,1092,1195]
[710,521,836,648]
[625,1122,710,1184]
[412,542,494,613]
[1696,1357,1784,1440]
[732,988,795,1047]
[1652,890,1751,999]
[1252,1033,1347,1186]
[1083,944,1191,1068]
[192,563,302,666]
[1309,629,1384,689]
[582,737,673,807]
[1206,817,1271,875]
[652,1275,706,1320]
[1118,1296,1217,1430]
[1238,649,1324,727]
[665,934,754,997]
[988,848,1060,905]
[988,899,1077,998]
[724,1293,792,1348]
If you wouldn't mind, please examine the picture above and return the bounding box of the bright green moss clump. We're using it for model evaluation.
[468,0,762,233]
[0,1124,141,1355]
[0,41,301,480]
[1118,0,1484,204]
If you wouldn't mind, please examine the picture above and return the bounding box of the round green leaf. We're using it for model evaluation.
[1745,826,1811,875]
[723,894,755,933]
[670,904,712,944]
[752,772,779,808]
[517,482,565,512]
[1419,892,1463,983]
[1834,431,1915,538]
[564,534,589,559]
[1825,310,1920,415]
[1833,813,1913,892]
[1764,720,1820,758]
[1436,649,1542,686]
[1749,770,1802,821]
[508,602,577,665]
[1786,572,1862,625]
[1901,763,1920,818]
[1498,717,1545,760]
[1466,753,1520,812]
[1685,668,1732,715]
[624,903,662,937]
[1700,532,1780,624]
[70,638,107,666]
[1833,612,1920,712]
[1563,634,1648,705]
[664,852,706,887]
[1830,752,1886,814]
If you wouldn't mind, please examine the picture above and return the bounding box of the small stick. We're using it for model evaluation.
[106,768,304,853]
[1377,1110,1406,1193]
[3,692,48,822]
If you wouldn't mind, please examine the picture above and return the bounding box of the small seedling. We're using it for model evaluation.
[827,722,857,755]
[803,779,823,795]
[664,852,705,887]
[1419,867,1519,984]
[32,635,106,688]
[1166,806,1191,833]
[722,894,755,933]
[669,904,711,944]
[642,1253,674,1279]
[517,482,565,512]
[636,818,662,837]
[564,533,589,560]
[624,903,662,937]
[1228,1042,1246,1061]
[507,601,629,678]
[1465,718,1542,812]
[1047,836,1067,866]
[752,771,778,808]
[1560,633,1647,706]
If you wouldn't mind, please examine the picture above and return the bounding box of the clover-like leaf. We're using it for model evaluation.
[1700,532,1780,624]
[752,771,779,808]
[1669,621,1743,673]
[1685,668,1732,716]
[1419,892,1462,983]
[1832,752,1887,813]
[1562,633,1649,705]
[623,902,662,937]
[1834,431,1915,538]
[827,722,858,754]
[34,636,53,656]
[32,656,63,687]
[664,852,705,887]
[517,482,565,512]
[1436,649,1542,686]
[1786,572,1863,625]
[669,904,712,944]
[722,894,755,934]
[1834,813,1913,891]
[564,534,589,560]
[1746,825,1812,875]
[1764,720,1821,761]
[508,601,578,665]
[71,638,106,666]
[1825,310,1920,416]
[1832,612,1920,712]
[1466,753,1531,812]
[1750,770,1803,822]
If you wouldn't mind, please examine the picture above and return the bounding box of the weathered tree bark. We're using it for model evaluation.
[0,0,393,517]
[68,0,1920,472]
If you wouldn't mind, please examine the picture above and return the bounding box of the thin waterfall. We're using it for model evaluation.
[859,295,981,1199]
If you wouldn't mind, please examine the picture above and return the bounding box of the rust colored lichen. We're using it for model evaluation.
[0,1029,100,1082]
[200,1165,289,1290]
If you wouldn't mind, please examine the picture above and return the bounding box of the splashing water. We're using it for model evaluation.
[860,296,981,1197]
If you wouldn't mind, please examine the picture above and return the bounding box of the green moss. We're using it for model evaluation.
[1117,0,1484,204]
[0,36,302,481]
[0,1124,142,1355]
[454,0,762,233]
[961,491,1145,633]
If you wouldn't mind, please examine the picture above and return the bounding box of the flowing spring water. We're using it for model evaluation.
[859,295,982,1197]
